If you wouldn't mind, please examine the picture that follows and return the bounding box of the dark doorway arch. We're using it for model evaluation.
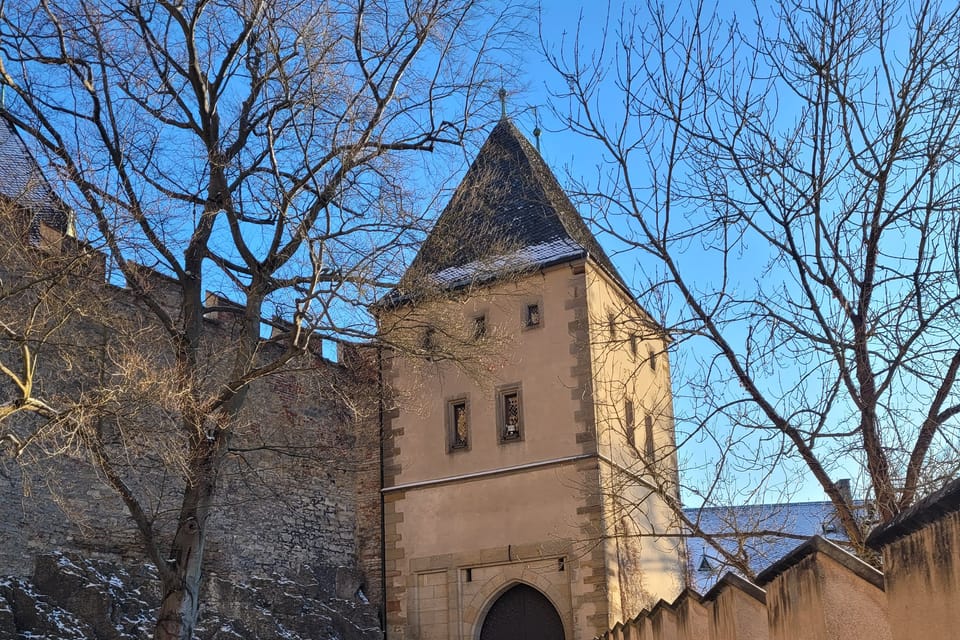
[479,583,565,640]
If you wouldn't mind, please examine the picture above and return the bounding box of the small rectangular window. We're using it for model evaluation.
[629,333,638,357]
[648,346,657,371]
[525,303,541,328]
[447,398,469,451]
[607,312,617,340]
[473,314,487,339]
[625,400,636,447]
[498,385,523,441]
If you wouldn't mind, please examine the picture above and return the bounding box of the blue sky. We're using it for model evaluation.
[491,0,855,505]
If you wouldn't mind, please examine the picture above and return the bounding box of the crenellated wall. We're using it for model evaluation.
[0,227,383,612]
[596,476,960,640]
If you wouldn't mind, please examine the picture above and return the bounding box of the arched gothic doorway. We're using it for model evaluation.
[478,583,565,640]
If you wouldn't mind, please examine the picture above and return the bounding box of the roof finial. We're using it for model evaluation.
[533,106,542,152]
[498,87,507,120]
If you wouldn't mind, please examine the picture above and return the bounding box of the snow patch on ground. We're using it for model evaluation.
[2,553,380,640]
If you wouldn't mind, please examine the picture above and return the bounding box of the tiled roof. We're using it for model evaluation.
[396,118,627,295]
[0,113,69,241]
[683,500,854,593]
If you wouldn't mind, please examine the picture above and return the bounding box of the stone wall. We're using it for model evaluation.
[1,551,381,639]
[0,229,383,622]
[595,476,960,640]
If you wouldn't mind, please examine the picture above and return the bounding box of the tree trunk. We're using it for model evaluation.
[154,431,228,640]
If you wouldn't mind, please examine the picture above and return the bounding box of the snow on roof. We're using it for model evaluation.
[389,118,627,304]
[427,237,585,289]
[683,500,855,593]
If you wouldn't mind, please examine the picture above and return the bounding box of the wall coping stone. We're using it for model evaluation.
[866,476,960,549]
[754,535,883,590]
[701,571,766,604]
[671,588,703,607]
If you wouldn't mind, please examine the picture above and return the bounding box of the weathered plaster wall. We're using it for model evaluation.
[584,261,686,623]
[380,262,616,640]
[880,510,960,640]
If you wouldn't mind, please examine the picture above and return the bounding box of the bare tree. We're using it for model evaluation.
[0,0,521,637]
[546,0,960,566]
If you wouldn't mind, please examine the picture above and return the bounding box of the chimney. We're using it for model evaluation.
[836,479,852,506]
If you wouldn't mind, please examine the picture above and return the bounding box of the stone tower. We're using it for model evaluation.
[377,118,685,640]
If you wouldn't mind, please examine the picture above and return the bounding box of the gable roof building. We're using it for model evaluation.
[684,500,852,592]
[684,480,860,593]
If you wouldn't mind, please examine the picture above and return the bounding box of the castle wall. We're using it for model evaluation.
[870,486,960,640]
[0,236,382,607]
[595,498,960,640]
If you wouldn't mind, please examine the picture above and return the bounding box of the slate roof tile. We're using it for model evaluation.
[395,118,626,296]
[683,500,857,593]
[0,113,69,242]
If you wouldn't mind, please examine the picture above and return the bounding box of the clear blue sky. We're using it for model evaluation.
[494,0,848,506]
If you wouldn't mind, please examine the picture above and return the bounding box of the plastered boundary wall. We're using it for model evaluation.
[0,231,383,605]
[596,477,960,640]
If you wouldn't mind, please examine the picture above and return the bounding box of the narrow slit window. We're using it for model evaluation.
[473,314,487,339]
[504,393,520,438]
[448,398,469,451]
[644,414,655,461]
[423,326,437,355]
[625,399,636,447]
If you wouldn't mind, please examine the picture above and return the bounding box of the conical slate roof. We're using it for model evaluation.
[0,113,70,242]
[400,118,627,293]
